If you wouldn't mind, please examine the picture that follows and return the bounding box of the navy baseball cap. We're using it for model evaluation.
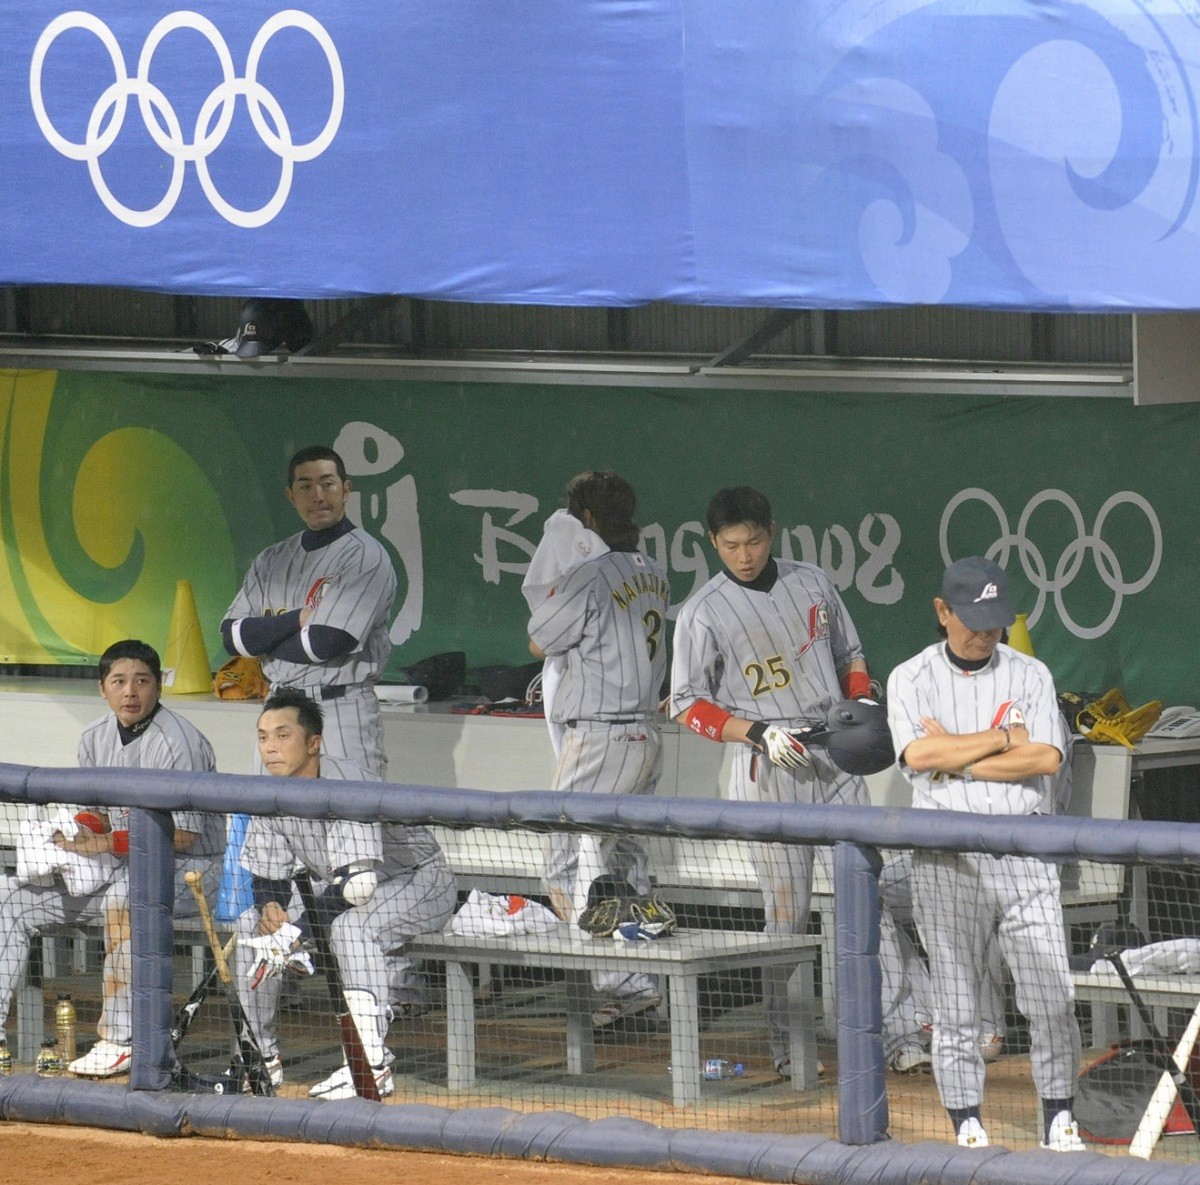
[941,556,1015,631]
[234,299,314,358]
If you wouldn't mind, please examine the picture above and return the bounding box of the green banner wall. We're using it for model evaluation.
[1,369,1193,706]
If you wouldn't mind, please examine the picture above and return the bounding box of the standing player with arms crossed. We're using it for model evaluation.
[528,472,670,1026]
[669,487,926,1077]
[233,689,456,1097]
[221,445,396,778]
[886,556,1084,1151]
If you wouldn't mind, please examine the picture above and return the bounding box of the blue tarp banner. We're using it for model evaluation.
[4,1,1200,309]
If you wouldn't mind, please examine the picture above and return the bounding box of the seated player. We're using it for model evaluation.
[232,689,457,1099]
[0,639,223,1077]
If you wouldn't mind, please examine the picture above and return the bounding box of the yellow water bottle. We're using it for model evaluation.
[55,993,77,1064]
[1007,612,1035,656]
[35,1037,61,1076]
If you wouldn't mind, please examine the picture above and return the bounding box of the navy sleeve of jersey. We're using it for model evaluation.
[268,623,357,663]
[222,609,302,656]
[251,874,294,913]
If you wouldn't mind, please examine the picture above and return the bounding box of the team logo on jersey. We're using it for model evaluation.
[991,700,1026,729]
[797,602,830,657]
[305,577,331,609]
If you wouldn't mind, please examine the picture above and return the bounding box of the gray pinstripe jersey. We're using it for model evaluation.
[241,753,444,882]
[528,550,670,723]
[225,525,396,690]
[77,706,224,856]
[887,641,1067,814]
[669,560,863,724]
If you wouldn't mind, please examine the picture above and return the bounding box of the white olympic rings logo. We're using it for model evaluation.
[29,10,343,228]
[939,487,1162,640]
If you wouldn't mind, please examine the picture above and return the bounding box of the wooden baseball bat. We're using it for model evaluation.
[1130,996,1200,1159]
[293,872,381,1101]
[184,870,275,1096]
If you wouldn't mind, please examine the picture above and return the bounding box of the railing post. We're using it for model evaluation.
[834,840,888,1144]
[129,806,176,1090]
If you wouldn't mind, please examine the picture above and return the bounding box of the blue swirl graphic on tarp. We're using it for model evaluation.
[2,0,1199,309]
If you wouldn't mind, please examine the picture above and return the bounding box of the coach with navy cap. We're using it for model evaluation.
[940,555,1015,633]
[886,555,1085,1153]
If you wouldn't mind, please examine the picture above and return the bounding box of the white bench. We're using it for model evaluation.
[1073,969,1200,1049]
[407,925,821,1108]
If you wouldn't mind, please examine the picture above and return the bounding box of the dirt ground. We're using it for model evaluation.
[0,1122,752,1185]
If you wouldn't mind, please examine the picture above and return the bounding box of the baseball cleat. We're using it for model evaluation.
[389,1000,429,1021]
[889,1047,932,1074]
[1041,1110,1086,1152]
[979,1033,1004,1063]
[308,1060,394,1101]
[264,1055,283,1088]
[68,1039,132,1078]
[773,1055,826,1079]
[956,1118,990,1149]
[591,992,662,1028]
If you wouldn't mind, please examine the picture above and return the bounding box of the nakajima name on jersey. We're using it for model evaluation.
[609,565,670,611]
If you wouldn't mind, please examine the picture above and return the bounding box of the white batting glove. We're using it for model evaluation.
[747,722,811,769]
[245,923,314,989]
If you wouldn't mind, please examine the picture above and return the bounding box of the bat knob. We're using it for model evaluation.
[184,870,202,886]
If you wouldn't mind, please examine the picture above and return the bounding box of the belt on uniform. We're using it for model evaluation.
[565,717,646,728]
[314,685,348,701]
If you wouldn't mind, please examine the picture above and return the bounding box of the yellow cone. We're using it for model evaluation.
[163,579,211,694]
[1007,612,1035,657]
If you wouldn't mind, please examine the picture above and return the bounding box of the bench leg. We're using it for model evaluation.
[563,970,595,1075]
[1089,1000,1119,1048]
[818,910,837,1038]
[443,960,476,1091]
[667,974,701,1107]
[786,957,818,1091]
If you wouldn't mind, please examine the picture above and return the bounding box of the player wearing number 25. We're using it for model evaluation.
[669,486,875,1079]
[528,473,670,1025]
[886,556,1084,1152]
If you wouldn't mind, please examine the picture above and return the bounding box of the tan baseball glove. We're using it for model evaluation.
[212,656,269,701]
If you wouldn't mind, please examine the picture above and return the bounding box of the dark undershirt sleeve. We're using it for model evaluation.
[251,875,295,914]
[221,609,302,656]
[266,623,358,664]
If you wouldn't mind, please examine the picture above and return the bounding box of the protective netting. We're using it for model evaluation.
[3,772,1200,1169]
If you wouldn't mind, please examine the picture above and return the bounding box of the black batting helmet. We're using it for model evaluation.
[823,699,895,776]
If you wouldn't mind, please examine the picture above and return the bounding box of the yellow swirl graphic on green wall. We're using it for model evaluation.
[1,369,236,664]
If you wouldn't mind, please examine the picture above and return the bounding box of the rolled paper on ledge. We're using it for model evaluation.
[376,684,430,704]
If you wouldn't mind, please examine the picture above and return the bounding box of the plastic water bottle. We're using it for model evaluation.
[0,1041,12,1076]
[702,1057,744,1080]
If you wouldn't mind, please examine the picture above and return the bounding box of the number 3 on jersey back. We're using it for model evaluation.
[642,608,663,660]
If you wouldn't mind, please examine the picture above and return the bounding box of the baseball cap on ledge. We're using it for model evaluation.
[234,298,314,358]
[941,556,1015,631]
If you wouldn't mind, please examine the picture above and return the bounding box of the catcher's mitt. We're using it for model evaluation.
[212,656,269,701]
[1067,688,1162,750]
